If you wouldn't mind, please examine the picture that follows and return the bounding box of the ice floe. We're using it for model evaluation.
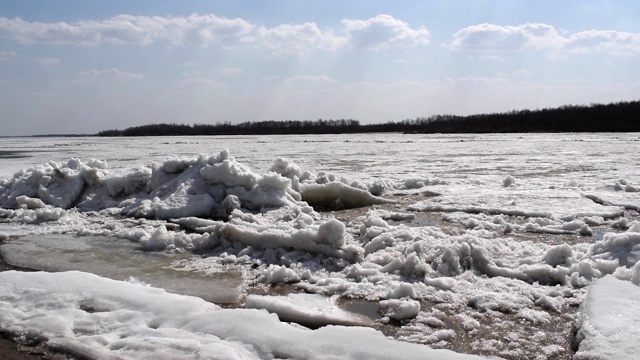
[1,133,640,359]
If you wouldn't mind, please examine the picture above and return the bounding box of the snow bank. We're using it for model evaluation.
[0,151,391,218]
[0,271,483,360]
[0,152,395,257]
[574,276,640,359]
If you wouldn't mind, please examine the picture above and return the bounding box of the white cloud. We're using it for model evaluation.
[0,50,18,61]
[178,78,223,88]
[342,14,430,50]
[451,23,640,56]
[220,67,242,75]
[0,14,430,54]
[243,22,346,54]
[284,75,336,84]
[0,14,253,46]
[566,30,640,55]
[37,57,61,66]
[243,14,429,54]
[468,54,505,61]
[77,68,143,82]
[450,23,562,52]
[262,75,280,82]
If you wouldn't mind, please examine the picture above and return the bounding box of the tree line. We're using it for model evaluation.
[98,119,361,136]
[97,100,640,136]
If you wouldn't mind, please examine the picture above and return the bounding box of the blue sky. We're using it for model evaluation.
[1,0,639,135]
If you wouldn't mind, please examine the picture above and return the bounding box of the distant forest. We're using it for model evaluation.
[97,100,640,136]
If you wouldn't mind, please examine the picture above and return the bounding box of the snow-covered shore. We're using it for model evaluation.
[1,133,639,359]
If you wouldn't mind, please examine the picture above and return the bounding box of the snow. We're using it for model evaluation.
[574,275,640,359]
[379,298,421,320]
[1,132,640,359]
[0,271,482,360]
[245,293,374,327]
[301,182,394,209]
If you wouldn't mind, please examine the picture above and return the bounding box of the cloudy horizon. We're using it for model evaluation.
[1,0,639,136]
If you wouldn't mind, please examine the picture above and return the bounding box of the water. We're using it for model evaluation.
[0,234,243,303]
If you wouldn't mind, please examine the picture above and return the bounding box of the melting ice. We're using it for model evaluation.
[0,133,639,359]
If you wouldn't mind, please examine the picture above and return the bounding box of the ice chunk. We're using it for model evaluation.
[574,276,640,359]
[15,195,45,209]
[591,232,640,267]
[543,244,573,267]
[219,217,361,262]
[379,298,421,320]
[245,293,374,328]
[260,264,301,284]
[200,158,260,189]
[386,283,417,299]
[302,182,394,209]
[269,156,304,179]
[503,174,516,187]
[0,271,484,359]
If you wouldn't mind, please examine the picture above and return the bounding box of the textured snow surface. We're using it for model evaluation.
[574,275,640,360]
[245,293,375,327]
[1,133,640,359]
[0,271,482,360]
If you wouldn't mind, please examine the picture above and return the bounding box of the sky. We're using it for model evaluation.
[0,0,639,136]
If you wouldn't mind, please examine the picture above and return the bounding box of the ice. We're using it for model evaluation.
[245,293,374,327]
[301,182,394,209]
[15,195,45,209]
[591,230,640,267]
[215,214,362,261]
[0,234,243,303]
[260,264,302,283]
[379,298,421,320]
[0,271,483,360]
[408,189,624,221]
[574,276,640,359]
[1,133,640,358]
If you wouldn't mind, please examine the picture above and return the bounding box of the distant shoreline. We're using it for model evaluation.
[4,100,639,138]
[96,100,640,137]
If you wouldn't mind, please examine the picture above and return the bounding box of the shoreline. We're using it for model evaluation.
[0,336,69,360]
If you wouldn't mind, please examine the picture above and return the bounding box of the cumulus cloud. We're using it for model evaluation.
[0,50,18,61]
[342,14,430,50]
[0,14,253,46]
[242,14,429,54]
[566,30,640,55]
[243,22,346,54]
[77,68,143,82]
[0,14,430,54]
[451,23,640,56]
[450,23,562,52]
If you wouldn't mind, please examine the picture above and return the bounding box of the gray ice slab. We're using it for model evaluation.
[0,234,243,304]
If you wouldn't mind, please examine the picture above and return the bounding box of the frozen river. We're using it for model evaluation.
[1,133,640,359]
